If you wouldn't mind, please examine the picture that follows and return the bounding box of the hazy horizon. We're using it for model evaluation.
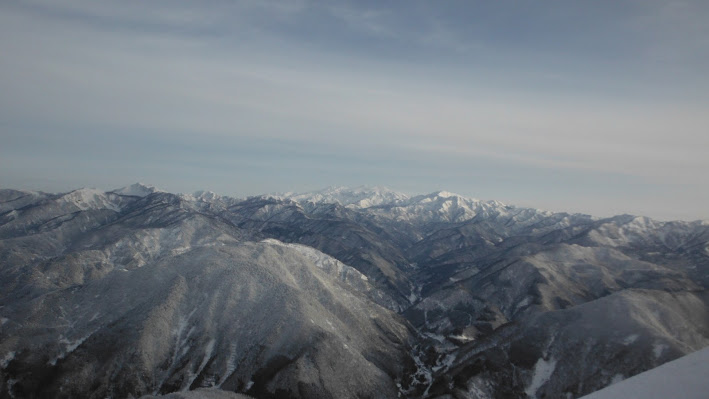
[2,1,708,221]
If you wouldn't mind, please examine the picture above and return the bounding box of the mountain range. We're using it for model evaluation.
[1,183,708,398]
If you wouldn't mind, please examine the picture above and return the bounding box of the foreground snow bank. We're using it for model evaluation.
[580,346,709,399]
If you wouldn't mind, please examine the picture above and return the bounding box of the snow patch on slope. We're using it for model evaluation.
[525,357,557,398]
[1,351,15,368]
[49,332,96,365]
[183,339,216,391]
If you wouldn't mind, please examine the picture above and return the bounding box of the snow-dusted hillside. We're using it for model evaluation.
[1,184,708,399]
[0,186,412,398]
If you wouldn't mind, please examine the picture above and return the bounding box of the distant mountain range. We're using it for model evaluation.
[1,184,708,398]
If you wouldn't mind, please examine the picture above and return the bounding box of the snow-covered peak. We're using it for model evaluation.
[361,190,519,224]
[111,183,162,197]
[285,186,410,208]
[190,190,221,202]
[412,190,481,204]
[276,186,527,224]
[433,190,461,199]
[59,188,120,211]
[399,196,478,223]
[586,214,703,250]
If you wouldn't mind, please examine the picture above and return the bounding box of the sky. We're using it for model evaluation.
[1,0,708,220]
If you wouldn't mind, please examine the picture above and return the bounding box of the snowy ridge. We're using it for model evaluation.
[0,189,48,213]
[278,186,525,224]
[280,186,410,208]
[388,191,498,223]
[260,238,401,310]
[587,215,709,250]
[262,238,357,274]
[59,188,122,211]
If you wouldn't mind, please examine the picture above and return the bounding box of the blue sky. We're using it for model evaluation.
[1,0,708,220]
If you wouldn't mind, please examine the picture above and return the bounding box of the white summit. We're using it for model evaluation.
[111,183,163,197]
